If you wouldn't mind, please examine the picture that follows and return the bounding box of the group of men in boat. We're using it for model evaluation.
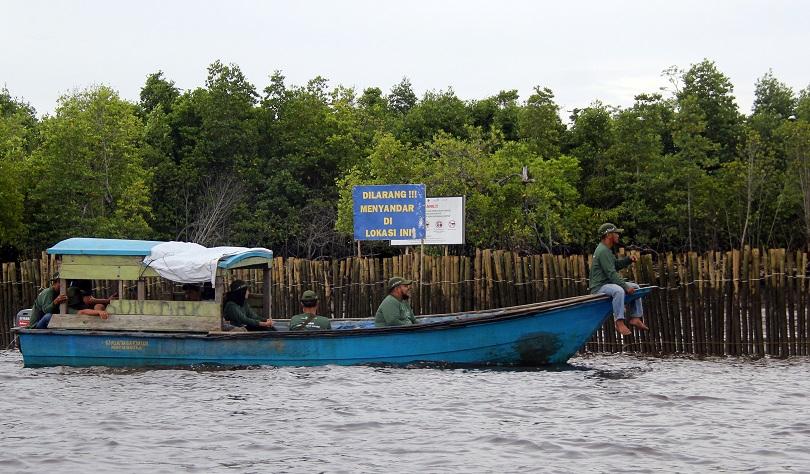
[28,276,115,329]
[27,222,647,334]
[218,276,415,331]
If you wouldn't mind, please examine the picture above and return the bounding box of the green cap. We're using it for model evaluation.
[300,290,318,303]
[387,276,413,291]
[599,223,624,236]
[229,280,248,293]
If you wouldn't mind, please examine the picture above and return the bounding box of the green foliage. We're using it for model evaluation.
[2,59,809,257]
[795,86,810,122]
[678,59,743,164]
[518,87,565,158]
[388,77,418,115]
[469,90,520,141]
[400,88,470,143]
[0,89,37,246]
[139,71,180,115]
[26,86,152,249]
[753,71,797,118]
[336,133,583,250]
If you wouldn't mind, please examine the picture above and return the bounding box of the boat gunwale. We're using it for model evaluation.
[13,287,654,340]
[14,294,615,340]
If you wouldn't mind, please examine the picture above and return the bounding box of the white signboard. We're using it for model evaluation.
[391,196,465,245]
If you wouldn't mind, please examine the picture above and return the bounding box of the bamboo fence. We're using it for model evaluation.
[2,248,808,358]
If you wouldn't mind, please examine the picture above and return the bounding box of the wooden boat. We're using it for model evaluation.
[15,238,653,368]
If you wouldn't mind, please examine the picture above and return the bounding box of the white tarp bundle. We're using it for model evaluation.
[143,242,272,284]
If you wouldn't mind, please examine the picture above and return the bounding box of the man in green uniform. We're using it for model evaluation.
[28,273,67,329]
[375,276,417,327]
[223,280,275,331]
[289,290,332,330]
[589,222,648,336]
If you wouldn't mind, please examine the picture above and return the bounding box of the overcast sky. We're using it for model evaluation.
[2,0,808,119]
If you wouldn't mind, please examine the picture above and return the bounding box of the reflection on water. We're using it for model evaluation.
[1,350,809,473]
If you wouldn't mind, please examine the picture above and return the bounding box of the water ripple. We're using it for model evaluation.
[1,350,810,472]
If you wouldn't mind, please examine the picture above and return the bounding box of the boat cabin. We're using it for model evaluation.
[46,238,273,333]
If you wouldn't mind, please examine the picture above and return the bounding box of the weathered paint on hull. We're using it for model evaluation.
[18,290,650,368]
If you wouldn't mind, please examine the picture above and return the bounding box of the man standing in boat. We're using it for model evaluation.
[589,223,648,336]
[289,290,332,330]
[375,277,417,327]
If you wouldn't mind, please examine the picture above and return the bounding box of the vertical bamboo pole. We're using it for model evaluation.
[776,249,790,357]
[483,249,494,310]
[752,249,763,356]
[785,250,796,356]
[764,249,774,356]
[799,251,807,356]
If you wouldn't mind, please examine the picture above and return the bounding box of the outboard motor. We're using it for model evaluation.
[15,309,31,328]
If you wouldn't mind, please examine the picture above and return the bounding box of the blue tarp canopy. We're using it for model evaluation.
[48,238,162,256]
[47,238,273,270]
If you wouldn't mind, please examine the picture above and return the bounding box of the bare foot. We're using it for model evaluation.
[629,317,649,331]
[615,319,631,336]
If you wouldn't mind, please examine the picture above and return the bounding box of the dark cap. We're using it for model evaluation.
[387,276,413,291]
[599,223,624,236]
[229,280,248,293]
[49,272,60,282]
[300,290,318,303]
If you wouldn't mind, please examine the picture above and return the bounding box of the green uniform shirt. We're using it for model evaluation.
[224,301,265,329]
[589,242,632,292]
[29,287,59,328]
[374,294,416,327]
[289,313,332,331]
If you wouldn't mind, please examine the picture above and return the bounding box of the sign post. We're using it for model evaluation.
[352,184,426,241]
[391,196,465,246]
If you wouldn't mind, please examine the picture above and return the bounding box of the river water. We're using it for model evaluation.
[1,350,808,473]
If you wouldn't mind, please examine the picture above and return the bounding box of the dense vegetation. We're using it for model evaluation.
[1,59,809,259]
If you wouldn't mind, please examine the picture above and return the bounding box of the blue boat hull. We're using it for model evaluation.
[17,290,651,368]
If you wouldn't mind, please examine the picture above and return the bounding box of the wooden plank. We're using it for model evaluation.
[62,255,144,266]
[107,300,221,317]
[48,313,220,332]
[59,277,68,315]
[60,263,159,280]
[263,266,272,319]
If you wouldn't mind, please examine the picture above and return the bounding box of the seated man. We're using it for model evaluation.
[72,279,116,310]
[289,290,332,331]
[375,277,417,327]
[223,280,275,331]
[28,273,67,329]
[67,287,109,320]
[588,222,647,336]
